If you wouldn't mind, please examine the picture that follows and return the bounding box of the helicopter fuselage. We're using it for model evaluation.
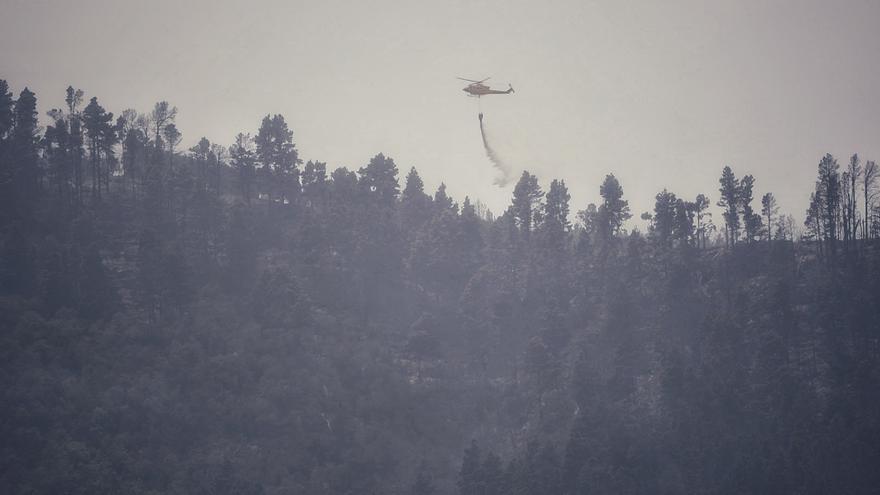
[462,84,514,97]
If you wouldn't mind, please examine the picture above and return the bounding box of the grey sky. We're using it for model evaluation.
[2,0,879,226]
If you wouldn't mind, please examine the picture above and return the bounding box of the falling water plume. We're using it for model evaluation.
[478,112,513,186]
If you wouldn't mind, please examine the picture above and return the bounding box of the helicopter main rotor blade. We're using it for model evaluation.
[457,77,490,84]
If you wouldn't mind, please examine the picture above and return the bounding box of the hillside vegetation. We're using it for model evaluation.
[2,81,879,494]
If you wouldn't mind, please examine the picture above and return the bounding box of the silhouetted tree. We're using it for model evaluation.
[433,182,455,214]
[0,80,14,218]
[598,173,630,238]
[150,100,176,152]
[401,166,432,235]
[865,160,878,239]
[255,113,300,206]
[672,197,695,246]
[358,152,398,207]
[761,192,778,241]
[229,132,256,204]
[512,171,543,242]
[544,179,571,233]
[652,189,677,247]
[740,174,762,243]
[12,87,40,203]
[82,96,117,198]
[117,108,148,195]
[846,154,861,243]
[805,191,823,249]
[694,193,711,248]
[816,153,841,257]
[301,159,327,208]
[718,165,740,246]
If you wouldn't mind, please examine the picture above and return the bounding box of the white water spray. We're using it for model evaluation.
[478,113,513,186]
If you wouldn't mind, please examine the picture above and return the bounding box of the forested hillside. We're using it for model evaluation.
[2,81,879,494]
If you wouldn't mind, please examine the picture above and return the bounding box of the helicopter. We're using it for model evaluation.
[458,77,514,97]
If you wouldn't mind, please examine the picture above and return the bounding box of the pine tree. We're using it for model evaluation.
[44,107,73,204]
[42,86,85,207]
[694,193,711,248]
[717,166,740,246]
[577,203,599,240]
[761,193,778,242]
[230,132,256,204]
[13,87,40,192]
[652,189,677,247]
[740,174,762,243]
[598,173,631,238]
[535,179,572,315]
[82,96,117,199]
[0,80,13,217]
[301,160,327,208]
[458,196,484,275]
[816,154,840,256]
[255,113,300,205]
[672,198,695,247]
[190,136,211,191]
[409,207,461,297]
[433,182,455,214]
[117,109,147,196]
[358,153,399,207]
[163,123,181,170]
[0,80,13,140]
[544,179,571,233]
[805,191,823,248]
[401,167,433,235]
[512,171,543,242]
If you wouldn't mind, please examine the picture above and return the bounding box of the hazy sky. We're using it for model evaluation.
[2,0,879,226]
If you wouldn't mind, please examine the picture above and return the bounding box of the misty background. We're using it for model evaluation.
[3,0,879,224]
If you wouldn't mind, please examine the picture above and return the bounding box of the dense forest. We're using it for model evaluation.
[1,80,879,494]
